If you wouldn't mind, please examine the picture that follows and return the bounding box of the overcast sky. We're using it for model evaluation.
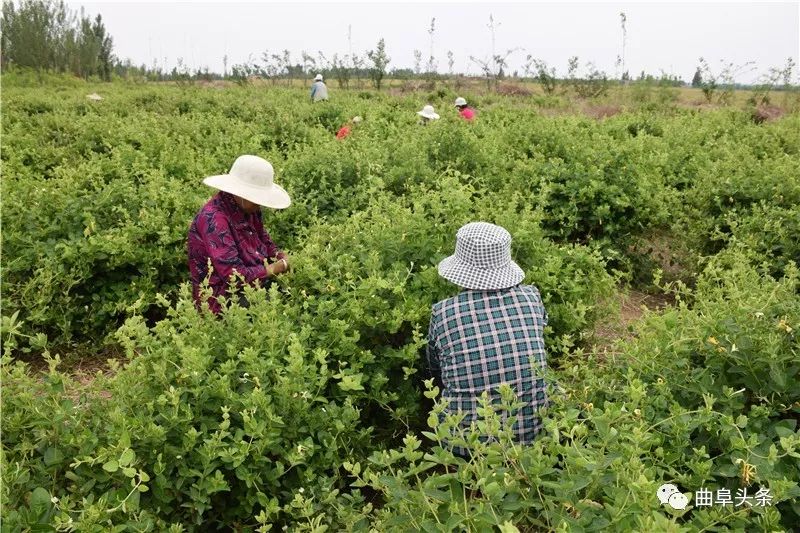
[70,1,799,83]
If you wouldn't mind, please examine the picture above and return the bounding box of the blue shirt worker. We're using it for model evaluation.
[310,73,329,102]
[426,222,549,453]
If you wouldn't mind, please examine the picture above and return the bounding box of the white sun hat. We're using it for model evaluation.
[417,104,440,120]
[438,222,525,290]
[203,155,291,209]
[314,73,323,81]
[352,116,363,123]
[454,97,467,107]
[86,93,103,101]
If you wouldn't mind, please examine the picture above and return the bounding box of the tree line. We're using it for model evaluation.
[1,0,114,80]
[2,1,795,99]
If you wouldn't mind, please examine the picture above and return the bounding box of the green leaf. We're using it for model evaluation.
[103,460,119,473]
[769,364,786,389]
[714,463,738,478]
[30,487,51,510]
[338,373,365,391]
[43,447,63,467]
[499,522,520,533]
[127,489,140,511]
[119,448,135,467]
[774,419,797,439]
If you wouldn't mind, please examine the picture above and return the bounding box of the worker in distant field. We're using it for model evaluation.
[310,73,329,102]
[454,97,476,121]
[336,116,362,139]
[426,222,549,456]
[188,155,291,314]
[416,104,440,124]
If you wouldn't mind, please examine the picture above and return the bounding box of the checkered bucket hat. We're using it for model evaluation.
[438,222,525,290]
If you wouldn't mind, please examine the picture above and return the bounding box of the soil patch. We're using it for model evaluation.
[24,345,121,400]
[496,83,533,97]
[751,104,785,124]
[583,104,622,120]
[590,288,675,351]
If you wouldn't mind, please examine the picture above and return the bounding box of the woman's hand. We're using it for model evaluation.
[267,256,290,277]
[276,253,290,271]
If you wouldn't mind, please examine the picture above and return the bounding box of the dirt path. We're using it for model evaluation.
[23,346,118,400]
[590,288,675,351]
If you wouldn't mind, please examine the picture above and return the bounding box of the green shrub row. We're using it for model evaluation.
[3,84,797,346]
[2,251,797,530]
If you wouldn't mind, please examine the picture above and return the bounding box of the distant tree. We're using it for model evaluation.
[351,53,366,88]
[92,14,113,80]
[173,56,192,86]
[1,0,56,71]
[691,67,702,87]
[260,51,279,83]
[194,65,212,82]
[282,49,291,85]
[698,57,755,104]
[425,17,437,80]
[524,56,557,94]
[287,63,304,81]
[301,50,316,81]
[390,67,414,80]
[316,50,329,78]
[447,50,458,88]
[469,14,518,91]
[470,51,517,90]
[367,37,390,90]
[230,56,258,85]
[750,57,796,105]
[619,12,627,82]
[330,53,351,89]
[1,0,114,79]
[567,56,610,98]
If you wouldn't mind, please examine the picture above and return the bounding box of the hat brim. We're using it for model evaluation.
[437,255,525,290]
[417,110,440,120]
[203,174,291,209]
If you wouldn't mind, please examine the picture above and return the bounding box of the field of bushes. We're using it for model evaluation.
[1,76,799,531]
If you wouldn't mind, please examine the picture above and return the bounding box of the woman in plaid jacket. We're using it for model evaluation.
[426,222,549,455]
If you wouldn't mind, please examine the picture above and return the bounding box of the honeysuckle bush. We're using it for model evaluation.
[2,251,798,531]
[673,113,800,272]
[721,203,800,279]
[2,173,616,529]
[4,81,798,347]
[2,79,800,530]
[332,251,800,532]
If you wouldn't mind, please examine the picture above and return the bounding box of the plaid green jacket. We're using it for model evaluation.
[426,284,549,450]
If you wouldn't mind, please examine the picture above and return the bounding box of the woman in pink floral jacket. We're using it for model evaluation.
[188,155,291,313]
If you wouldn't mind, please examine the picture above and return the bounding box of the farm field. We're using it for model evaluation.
[2,76,799,531]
